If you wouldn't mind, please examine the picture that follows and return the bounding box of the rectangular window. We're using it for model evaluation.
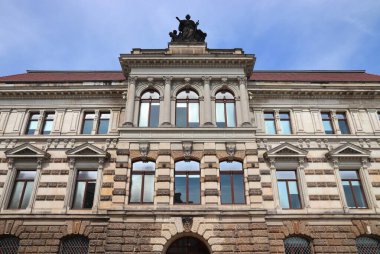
[321,112,334,134]
[97,112,110,134]
[336,112,350,134]
[264,112,276,134]
[175,103,187,128]
[340,171,367,208]
[279,112,292,134]
[220,161,245,204]
[8,171,36,209]
[41,112,54,135]
[26,113,39,135]
[174,161,200,204]
[276,171,301,209]
[129,161,155,203]
[72,171,97,209]
[81,113,95,134]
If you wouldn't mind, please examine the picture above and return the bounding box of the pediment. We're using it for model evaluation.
[66,143,109,158]
[327,143,370,158]
[264,143,308,159]
[5,143,50,159]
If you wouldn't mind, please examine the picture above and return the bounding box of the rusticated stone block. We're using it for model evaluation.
[376,195,380,200]
[157,175,171,182]
[116,162,128,168]
[158,149,171,155]
[204,175,218,182]
[372,182,380,187]
[249,188,263,196]
[116,149,130,155]
[263,195,274,201]
[248,175,261,182]
[114,175,128,182]
[103,169,115,175]
[245,149,258,155]
[261,182,271,188]
[203,149,216,155]
[309,195,340,200]
[204,189,219,196]
[0,182,4,187]
[156,189,170,196]
[0,170,8,175]
[112,188,126,195]
[100,195,112,201]
[102,182,113,188]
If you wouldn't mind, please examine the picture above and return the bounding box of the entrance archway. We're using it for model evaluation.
[166,236,210,254]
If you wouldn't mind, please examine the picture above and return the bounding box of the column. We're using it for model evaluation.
[161,76,172,126]
[124,76,137,127]
[238,76,252,127]
[202,76,213,127]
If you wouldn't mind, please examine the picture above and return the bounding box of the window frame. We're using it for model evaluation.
[340,170,368,209]
[7,170,36,210]
[279,112,292,134]
[97,112,110,134]
[215,90,236,128]
[40,112,55,135]
[276,170,302,209]
[175,90,200,128]
[81,112,95,134]
[219,161,245,204]
[336,112,351,134]
[25,112,40,135]
[71,170,97,209]
[264,112,276,134]
[174,160,201,205]
[129,161,155,204]
[138,90,160,128]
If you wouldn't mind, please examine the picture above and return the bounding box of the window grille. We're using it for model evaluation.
[284,236,312,254]
[0,236,19,254]
[356,236,380,254]
[59,235,89,254]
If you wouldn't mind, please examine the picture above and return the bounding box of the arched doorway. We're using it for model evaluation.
[166,236,210,254]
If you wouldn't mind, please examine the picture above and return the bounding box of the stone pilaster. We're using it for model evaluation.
[124,76,137,127]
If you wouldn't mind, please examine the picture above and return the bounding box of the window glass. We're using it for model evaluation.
[26,113,39,135]
[150,102,160,127]
[284,237,312,254]
[220,161,245,204]
[321,112,334,134]
[233,174,245,204]
[83,182,95,208]
[188,175,200,204]
[130,174,142,203]
[143,175,154,202]
[216,103,225,128]
[276,171,296,180]
[176,103,187,127]
[8,182,24,209]
[20,182,34,209]
[288,181,301,208]
[174,175,187,203]
[133,161,155,171]
[265,120,276,134]
[188,102,199,127]
[220,161,243,171]
[220,174,232,204]
[97,113,110,134]
[72,170,97,209]
[82,113,95,134]
[175,161,200,171]
[355,236,380,254]
[278,181,290,209]
[174,160,200,204]
[72,182,86,209]
[177,90,198,99]
[130,161,155,203]
[276,170,301,209]
[59,236,89,254]
[226,103,236,127]
[41,113,54,134]
[340,171,367,208]
[139,103,149,127]
[279,113,291,134]
[342,180,356,208]
[340,171,358,179]
[8,171,36,209]
[352,181,367,208]
[337,113,350,134]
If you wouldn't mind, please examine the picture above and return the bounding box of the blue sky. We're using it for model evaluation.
[1,0,379,76]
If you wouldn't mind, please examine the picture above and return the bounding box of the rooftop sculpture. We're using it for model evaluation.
[169,14,207,43]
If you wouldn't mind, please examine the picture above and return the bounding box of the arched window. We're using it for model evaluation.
[59,235,89,254]
[174,160,200,204]
[284,236,312,254]
[215,91,236,127]
[176,90,199,127]
[0,235,19,254]
[220,161,245,204]
[129,161,155,203]
[356,236,380,254]
[139,90,160,127]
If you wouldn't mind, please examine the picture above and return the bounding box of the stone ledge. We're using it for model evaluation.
[41,170,69,175]
[103,169,115,175]
[304,170,334,175]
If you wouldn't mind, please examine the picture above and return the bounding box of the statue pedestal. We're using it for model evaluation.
[168,42,207,55]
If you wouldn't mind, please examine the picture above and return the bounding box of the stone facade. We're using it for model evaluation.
[0,43,380,253]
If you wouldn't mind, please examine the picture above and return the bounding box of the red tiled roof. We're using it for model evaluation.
[250,71,380,82]
[0,71,125,83]
[1,70,380,83]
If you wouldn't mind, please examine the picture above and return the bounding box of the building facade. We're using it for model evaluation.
[0,41,380,253]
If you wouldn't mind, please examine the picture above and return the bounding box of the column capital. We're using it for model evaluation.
[128,76,137,84]
[163,76,173,83]
[237,76,247,84]
[202,76,212,83]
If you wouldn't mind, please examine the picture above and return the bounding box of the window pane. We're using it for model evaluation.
[139,103,149,127]
[98,113,110,134]
[20,181,34,209]
[340,171,358,180]
[175,161,200,171]
[133,161,155,171]
[280,120,292,134]
[321,113,330,119]
[288,181,301,208]
[216,91,234,99]
[278,181,290,208]
[338,120,350,134]
[150,102,160,127]
[17,171,36,180]
[342,181,356,208]
[220,161,242,171]
[352,181,367,208]
[265,120,276,134]
[83,182,95,208]
[143,175,154,203]
[174,175,186,204]
[264,113,274,119]
[8,182,24,209]
[130,175,142,203]
[216,102,225,128]
[226,103,236,127]
[72,182,86,209]
[42,120,53,134]
[188,175,200,204]
[276,171,296,180]
[188,103,199,127]
[279,113,290,119]
[233,174,245,204]
[323,120,334,134]
[27,119,38,135]
[220,174,232,204]
[82,119,93,134]
[77,171,97,180]
[176,103,187,127]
